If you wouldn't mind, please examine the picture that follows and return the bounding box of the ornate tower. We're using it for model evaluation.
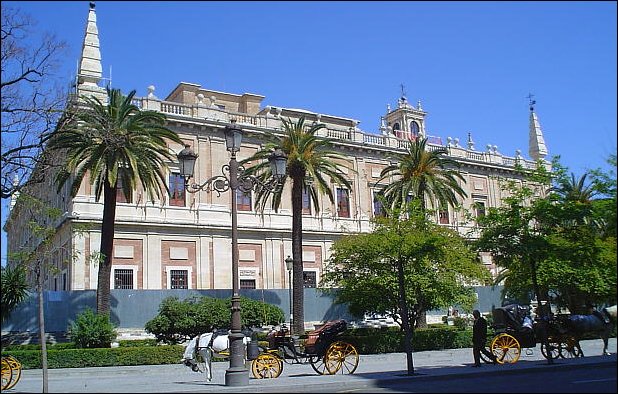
[76,2,106,102]
[382,84,427,140]
[528,97,548,162]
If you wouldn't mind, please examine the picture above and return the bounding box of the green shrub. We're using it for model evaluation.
[4,345,184,369]
[145,295,284,344]
[67,308,117,348]
[453,316,469,330]
[1,342,76,351]
[118,339,158,347]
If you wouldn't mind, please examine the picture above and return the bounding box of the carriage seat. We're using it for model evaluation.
[304,319,347,348]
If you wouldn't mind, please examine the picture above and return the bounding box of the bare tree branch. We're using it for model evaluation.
[1,4,69,199]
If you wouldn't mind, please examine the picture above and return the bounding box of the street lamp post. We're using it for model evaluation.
[285,255,293,333]
[177,120,287,386]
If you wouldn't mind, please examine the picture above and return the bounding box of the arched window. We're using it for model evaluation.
[393,122,400,131]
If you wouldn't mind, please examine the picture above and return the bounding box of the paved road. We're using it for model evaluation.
[8,338,616,393]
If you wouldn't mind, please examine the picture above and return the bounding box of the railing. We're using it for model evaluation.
[326,128,351,140]
[161,103,194,116]
[131,98,143,109]
[136,95,537,171]
[467,151,485,161]
[364,134,385,146]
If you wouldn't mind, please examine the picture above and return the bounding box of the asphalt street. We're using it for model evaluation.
[7,338,616,393]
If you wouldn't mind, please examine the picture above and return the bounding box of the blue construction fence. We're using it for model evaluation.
[1,286,504,333]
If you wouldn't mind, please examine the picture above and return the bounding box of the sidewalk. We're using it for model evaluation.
[8,338,616,393]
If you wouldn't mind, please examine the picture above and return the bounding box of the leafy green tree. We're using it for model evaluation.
[322,202,490,375]
[144,296,284,344]
[590,154,617,238]
[47,87,182,316]
[377,136,468,328]
[240,116,352,334]
[474,160,616,315]
[5,194,71,391]
[1,264,30,322]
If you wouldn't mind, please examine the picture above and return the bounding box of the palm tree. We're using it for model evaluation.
[1,265,30,322]
[553,172,597,203]
[241,116,352,334]
[378,137,467,213]
[47,87,182,316]
[378,137,467,328]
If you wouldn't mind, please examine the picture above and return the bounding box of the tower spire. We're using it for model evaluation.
[77,2,106,100]
[528,95,548,161]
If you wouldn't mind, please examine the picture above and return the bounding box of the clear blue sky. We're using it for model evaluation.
[2,1,617,265]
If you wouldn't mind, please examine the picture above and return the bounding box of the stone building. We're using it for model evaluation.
[5,3,549,297]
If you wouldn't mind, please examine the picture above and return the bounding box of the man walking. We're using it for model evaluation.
[472,309,497,366]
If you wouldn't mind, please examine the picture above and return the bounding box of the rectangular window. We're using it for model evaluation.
[475,201,486,218]
[63,272,67,291]
[240,279,256,289]
[336,188,350,218]
[170,270,188,289]
[116,178,131,203]
[302,188,311,215]
[114,269,134,289]
[303,271,317,288]
[236,189,252,211]
[169,173,186,207]
[373,191,385,217]
[439,207,449,224]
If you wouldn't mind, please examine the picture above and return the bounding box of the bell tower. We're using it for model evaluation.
[381,84,427,140]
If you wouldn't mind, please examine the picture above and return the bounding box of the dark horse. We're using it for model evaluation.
[563,305,616,356]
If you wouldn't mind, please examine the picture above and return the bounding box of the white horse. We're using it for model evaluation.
[181,331,251,382]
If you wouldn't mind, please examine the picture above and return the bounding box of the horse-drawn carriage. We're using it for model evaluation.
[251,319,359,379]
[485,303,614,364]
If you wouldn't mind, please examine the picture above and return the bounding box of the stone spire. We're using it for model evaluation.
[528,100,548,161]
[77,2,106,101]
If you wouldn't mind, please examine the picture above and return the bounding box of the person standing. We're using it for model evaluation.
[472,309,497,366]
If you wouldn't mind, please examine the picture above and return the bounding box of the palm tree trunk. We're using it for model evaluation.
[291,177,304,334]
[97,180,117,316]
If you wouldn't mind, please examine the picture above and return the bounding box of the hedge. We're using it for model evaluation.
[3,345,184,369]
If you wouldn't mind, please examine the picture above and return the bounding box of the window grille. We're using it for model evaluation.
[240,279,256,289]
[303,271,317,288]
[114,269,134,289]
[170,270,188,289]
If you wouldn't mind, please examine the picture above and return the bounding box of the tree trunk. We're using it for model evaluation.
[291,176,304,335]
[397,259,415,375]
[97,180,117,316]
[37,267,48,392]
[530,259,553,364]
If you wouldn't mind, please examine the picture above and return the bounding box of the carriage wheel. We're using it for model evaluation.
[541,340,560,360]
[324,341,359,375]
[5,356,22,390]
[560,336,583,358]
[490,334,521,364]
[251,353,283,379]
[1,358,12,391]
[309,355,328,375]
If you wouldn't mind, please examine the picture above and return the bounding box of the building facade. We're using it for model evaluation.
[6,4,550,297]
